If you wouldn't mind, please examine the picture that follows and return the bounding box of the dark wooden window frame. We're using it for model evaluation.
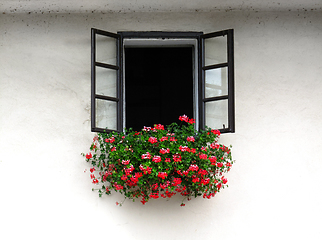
[91,29,235,133]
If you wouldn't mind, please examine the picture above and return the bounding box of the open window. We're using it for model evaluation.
[91,28,234,133]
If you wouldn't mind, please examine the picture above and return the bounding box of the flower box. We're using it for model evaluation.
[84,115,233,206]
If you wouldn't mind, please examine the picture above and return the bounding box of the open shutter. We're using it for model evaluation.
[200,29,235,133]
[91,28,122,132]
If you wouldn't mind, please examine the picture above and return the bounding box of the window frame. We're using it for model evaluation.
[91,28,235,133]
[200,29,235,133]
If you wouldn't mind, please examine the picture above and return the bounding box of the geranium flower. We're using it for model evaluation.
[199,153,207,160]
[152,156,162,163]
[160,148,170,154]
[188,164,199,172]
[141,152,152,159]
[179,146,189,152]
[188,118,195,124]
[148,137,158,144]
[173,154,182,162]
[122,160,130,165]
[153,124,164,130]
[157,172,168,179]
[221,176,228,184]
[179,114,189,122]
[217,162,223,167]
[159,136,168,142]
[187,136,195,142]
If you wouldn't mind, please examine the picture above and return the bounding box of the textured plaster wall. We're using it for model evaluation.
[1,10,322,240]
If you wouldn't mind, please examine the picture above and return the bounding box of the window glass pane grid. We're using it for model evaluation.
[95,99,117,130]
[91,28,121,133]
[95,34,117,66]
[204,34,227,66]
[205,99,229,130]
[95,66,117,98]
[204,67,228,98]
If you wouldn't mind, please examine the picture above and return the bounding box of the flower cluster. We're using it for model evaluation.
[84,115,234,206]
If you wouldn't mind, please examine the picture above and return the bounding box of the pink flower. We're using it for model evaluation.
[160,148,170,154]
[90,167,95,173]
[149,192,159,199]
[160,181,170,189]
[179,115,189,122]
[114,183,124,190]
[217,162,223,168]
[124,165,135,175]
[201,178,210,185]
[152,155,162,163]
[111,147,116,152]
[192,177,200,183]
[201,146,207,151]
[148,137,158,144]
[221,176,228,184]
[209,156,217,165]
[157,172,168,179]
[173,154,182,162]
[86,153,92,159]
[141,152,152,159]
[159,136,168,142]
[190,148,196,153]
[188,164,199,172]
[198,169,208,176]
[139,165,152,175]
[122,160,130,165]
[188,118,195,124]
[187,136,195,142]
[199,153,207,160]
[153,124,164,130]
[143,126,152,131]
[179,146,189,152]
[210,143,220,149]
[105,137,115,143]
[172,178,182,186]
[165,158,171,163]
[211,129,221,136]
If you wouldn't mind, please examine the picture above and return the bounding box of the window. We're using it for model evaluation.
[91,29,235,133]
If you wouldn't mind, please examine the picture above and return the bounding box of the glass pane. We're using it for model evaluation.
[96,35,117,65]
[205,67,228,98]
[205,35,227,66]
[205,100,228,130]
[95,99,117,130]
[96,66,117,97]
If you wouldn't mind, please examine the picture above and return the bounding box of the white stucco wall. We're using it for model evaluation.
[1,10,322,240]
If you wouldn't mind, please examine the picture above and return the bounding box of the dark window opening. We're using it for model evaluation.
[125,47,193,131]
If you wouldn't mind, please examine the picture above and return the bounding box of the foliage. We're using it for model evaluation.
[83,115,234,206]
